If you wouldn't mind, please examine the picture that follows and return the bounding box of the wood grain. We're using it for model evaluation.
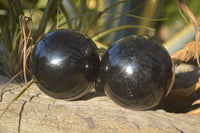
[0,79,200,133]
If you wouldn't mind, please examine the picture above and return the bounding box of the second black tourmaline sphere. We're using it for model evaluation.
[31,29,100,100]
[100,35,175,110]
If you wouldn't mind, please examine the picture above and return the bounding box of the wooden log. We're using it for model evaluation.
[0,81,200,133]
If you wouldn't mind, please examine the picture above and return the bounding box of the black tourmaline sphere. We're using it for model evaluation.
[100,35,175,110]
[31,29,100,100]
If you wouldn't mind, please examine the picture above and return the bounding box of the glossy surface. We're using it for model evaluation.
[31,29,100,100]
[100,36,175,110]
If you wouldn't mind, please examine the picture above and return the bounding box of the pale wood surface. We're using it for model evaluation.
[0,63,200,133]
[0,82,200,133]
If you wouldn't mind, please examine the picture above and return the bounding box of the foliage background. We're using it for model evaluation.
[0,0,199,80]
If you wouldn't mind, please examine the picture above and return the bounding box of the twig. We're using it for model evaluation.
[0,71,22,102]
[0,80,34,119]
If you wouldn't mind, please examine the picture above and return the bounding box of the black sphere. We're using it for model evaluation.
[31,29,100,100]
[100,35,175,110]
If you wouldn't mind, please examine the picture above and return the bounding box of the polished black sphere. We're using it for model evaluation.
[31,29,100,100]
[100,35,175,110]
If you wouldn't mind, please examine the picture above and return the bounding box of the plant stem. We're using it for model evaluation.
[0,79,34,119]
[92,25,155,41]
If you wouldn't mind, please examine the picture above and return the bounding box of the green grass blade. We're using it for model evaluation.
[92,25,155,41]
[60,3,73,29]
[33,0,58,43]
[0,79,34,119]
[84,0,133,33]
[138,0,161,35]
[77,0,87,31]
